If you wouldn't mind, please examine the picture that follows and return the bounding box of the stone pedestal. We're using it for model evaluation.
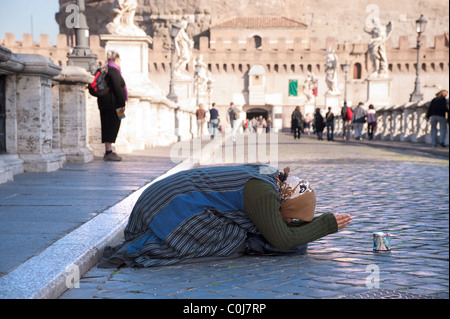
[366,76,392,108]
[54,66,94,163]
[100,35,166,99]
[324,91,341,114]
[15,54,65,172]
[174,78,194,108]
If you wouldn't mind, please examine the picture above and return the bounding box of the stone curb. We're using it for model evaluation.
[0,140,214,299]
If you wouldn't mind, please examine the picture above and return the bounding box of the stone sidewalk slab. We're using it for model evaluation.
[0,140,213,298]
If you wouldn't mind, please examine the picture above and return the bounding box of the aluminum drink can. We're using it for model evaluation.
[373,232,391,251]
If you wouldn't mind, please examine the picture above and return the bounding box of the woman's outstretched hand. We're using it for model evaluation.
[333,213,352,230]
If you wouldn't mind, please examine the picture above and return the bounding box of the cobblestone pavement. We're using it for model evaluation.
[60,133,449,300]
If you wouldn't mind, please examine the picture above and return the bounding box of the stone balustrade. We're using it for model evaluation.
[332,101,448,145]
[0,45,196,184]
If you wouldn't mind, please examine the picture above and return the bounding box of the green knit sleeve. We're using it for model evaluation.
[243,178,338,250]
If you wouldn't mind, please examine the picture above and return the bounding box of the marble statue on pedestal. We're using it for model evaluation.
[364,18,393,78]
[174,20,194,79]
[303,71,316,102]
[194,55,212,97]
[107,0,146,36]
[324,48,339,94]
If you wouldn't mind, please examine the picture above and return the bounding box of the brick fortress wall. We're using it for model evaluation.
[2,31,448,119]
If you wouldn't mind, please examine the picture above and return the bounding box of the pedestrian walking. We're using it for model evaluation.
[426,89,449,147]
[196,103,207,139]
[314,108,325,140]
[367,104,377,140]
[341,102,352,140]
[97,50,128,161]
[247,118,253,133]
[257,115,266,134]
[229,103,241,142]
[325,107,335,141]
[226,102,234,127]
[266,117,272,133]
[251,117,258,133]
[209,102,219,139]
[291,106,304,139]
[352,102,367,140]
[99,165,352,268]
[304,113,312,135]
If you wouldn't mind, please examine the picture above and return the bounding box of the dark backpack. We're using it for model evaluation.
[88,67,110,97]
[232,108,240,120]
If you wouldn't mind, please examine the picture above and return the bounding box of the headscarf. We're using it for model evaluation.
[276,167,316,222]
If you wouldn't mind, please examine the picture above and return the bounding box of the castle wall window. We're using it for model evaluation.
[253,35,262,49]
[353,63,362,79]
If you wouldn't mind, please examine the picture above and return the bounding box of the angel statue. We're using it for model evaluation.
[324,48,339,94]
[174,19,194,78]
[194,55,212,96]
[303,71,316,102]
[364,18,393,77]
[106,0,146,36]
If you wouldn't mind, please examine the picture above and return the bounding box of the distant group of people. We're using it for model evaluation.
[195,102,222,140]
[243,116,272,134]
[196,102,273,142]
[227,103,272,140]
[196,90,448,147]
[340,101,377,141]
[290,102,379,142]
[289,89,448,147]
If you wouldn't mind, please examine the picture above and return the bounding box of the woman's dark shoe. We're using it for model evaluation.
[104,152,122,161]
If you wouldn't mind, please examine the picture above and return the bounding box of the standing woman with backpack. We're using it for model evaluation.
[98,50,128,161]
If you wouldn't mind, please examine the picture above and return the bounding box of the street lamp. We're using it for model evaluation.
[342,60,350,104]
[194,59,202,106]
[67,0,98,73]
[207,79,213,109]
[410,14,427,102]
[167,22,182,103]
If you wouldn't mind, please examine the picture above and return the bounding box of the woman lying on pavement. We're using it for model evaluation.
[99,164,352,268]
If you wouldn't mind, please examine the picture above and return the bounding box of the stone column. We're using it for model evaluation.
[15,54,65,172]
[391,108,403,141]
[54,65,94,163]
[0,46,24,182]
